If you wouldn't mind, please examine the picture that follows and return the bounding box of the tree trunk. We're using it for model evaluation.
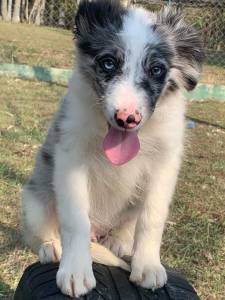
[6,0,13,21]
[12,0,21,23]
[29,0,46,25]
[37,0,46,25]
[48,0,55,26]
[25,0,29,21]
[20,0,27,22]
[58,4,65,27]
[1,0,8,21]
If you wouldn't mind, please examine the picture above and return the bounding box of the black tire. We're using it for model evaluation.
[14,262,200,300]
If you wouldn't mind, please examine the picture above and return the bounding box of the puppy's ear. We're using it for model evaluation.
[158,6,205,91]
[75,0,125,39]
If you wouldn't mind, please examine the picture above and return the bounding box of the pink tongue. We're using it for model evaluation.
[103,127,140,166]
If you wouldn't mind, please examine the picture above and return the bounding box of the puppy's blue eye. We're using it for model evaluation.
[100,57,117,73]
[104,60,115,70]
[151,66,164,77]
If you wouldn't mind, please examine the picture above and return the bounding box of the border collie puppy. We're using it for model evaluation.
[22,0,204,297]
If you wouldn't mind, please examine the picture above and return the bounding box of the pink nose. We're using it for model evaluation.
[114,109,142,129]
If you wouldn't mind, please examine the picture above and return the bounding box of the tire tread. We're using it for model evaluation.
[14,262,200,300]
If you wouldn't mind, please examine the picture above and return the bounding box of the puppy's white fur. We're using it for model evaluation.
[22,3,203,298]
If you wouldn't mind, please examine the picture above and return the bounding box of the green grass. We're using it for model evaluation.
[0,78,66,300]
[0,22,74,68]
[162,101,225,300]
[0,77,224,300]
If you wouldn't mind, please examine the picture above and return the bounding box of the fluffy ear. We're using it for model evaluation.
[157,7,205,91]
[75,0,125,38]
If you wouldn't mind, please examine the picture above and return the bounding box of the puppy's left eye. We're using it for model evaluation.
[100,57,117,73]
[150,65,165,78]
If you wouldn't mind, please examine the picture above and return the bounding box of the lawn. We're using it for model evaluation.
[0,22,225,300]
[0,78,65,300]
[0,22,75,68]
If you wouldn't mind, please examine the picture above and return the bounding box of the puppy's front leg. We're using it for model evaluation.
[54,147,96,297]
[130,156,181,290]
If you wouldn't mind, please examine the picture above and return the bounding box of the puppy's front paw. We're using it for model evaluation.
[56,258,96,297]
[39,240,62,264]
[130,257,167,290]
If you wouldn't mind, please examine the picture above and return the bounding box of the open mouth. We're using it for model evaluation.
[103,123,140,166]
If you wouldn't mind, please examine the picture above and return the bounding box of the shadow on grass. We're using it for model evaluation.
[0,279,14,300]
[0,222,25,253]
[0,161,27,185]
[186,116,225,130]
[32,65,71,86]
[32,65,53,82]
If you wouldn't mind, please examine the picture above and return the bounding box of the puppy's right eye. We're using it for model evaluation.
[99,57,117,73]
[150,65,166,78]
[151,66,163,77]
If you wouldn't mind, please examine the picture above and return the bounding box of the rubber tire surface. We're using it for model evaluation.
[14,262,200,300]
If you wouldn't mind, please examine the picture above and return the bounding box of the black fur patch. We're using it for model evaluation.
[74,0,126,96]
[54,127,61,144]
[181,73,198,91]
[27,179,37,190]
[42,150,53,165]
[167,78,179,92]
[75,0,126,57]
[145,43,173,67]
[54,123,61,133]
[137,76,166,110]
[138,42,170,106]
[75,0,125,37]
[54,98,68,143]
[138,79,156,109]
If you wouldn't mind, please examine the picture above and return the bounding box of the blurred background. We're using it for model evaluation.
[0,1,224,300]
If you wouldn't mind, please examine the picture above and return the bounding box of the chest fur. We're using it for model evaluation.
[87,152,147,230]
